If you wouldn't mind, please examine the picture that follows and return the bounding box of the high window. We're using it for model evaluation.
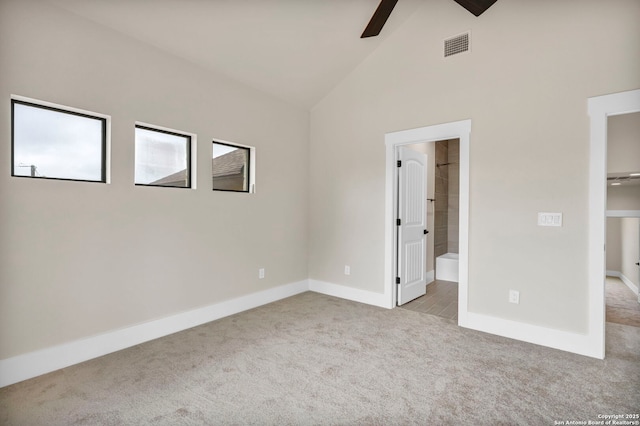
[11,99,107,182]
[135,125,192,188]
[212,141,252,193]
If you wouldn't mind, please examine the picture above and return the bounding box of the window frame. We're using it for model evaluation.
[11,97,108,183]
[212,140,254,193]
[134,123,194,189]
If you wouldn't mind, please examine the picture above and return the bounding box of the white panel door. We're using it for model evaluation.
[397,147,428,305]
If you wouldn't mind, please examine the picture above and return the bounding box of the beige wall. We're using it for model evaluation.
[606,218,622,273]
[606,110,640,211]
[608,112,640,174]
[606,217,639,288]
[0,0,309,359]
[2,0,639,363]
[608,185,640,211]
[309,0,640,333]
[621,218,640,288]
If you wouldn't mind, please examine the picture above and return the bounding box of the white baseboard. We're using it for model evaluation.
[606,270,639,295]
[1,276,615,387]
[426,270,435,285]
[460,312,603,359]
[309,279,389,309]
[0,280,309,388]
[619,273,639,296]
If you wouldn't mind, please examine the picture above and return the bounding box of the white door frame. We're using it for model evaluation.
[384,119,471,324]
[607,210,640,218]
[588,88,640,359]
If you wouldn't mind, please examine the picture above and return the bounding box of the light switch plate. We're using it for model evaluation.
[509,290,520,304]
[538,212,562,227]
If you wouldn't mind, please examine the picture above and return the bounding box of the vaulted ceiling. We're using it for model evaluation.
[45,0,497,109]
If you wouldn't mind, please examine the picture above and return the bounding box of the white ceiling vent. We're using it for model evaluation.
[444,32,470,58]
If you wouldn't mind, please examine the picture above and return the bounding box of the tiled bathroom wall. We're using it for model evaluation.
[434,141,449,257]
[434,139,459,257]
[448,140,459,254]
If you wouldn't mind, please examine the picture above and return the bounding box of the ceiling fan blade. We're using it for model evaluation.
[453,0,498,17]
[361,0,399,38]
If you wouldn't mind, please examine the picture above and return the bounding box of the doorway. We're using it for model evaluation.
[605,216,640,327]
[397,139,461,320]
[604,111,640,327]
[588,88,640,358]
[383,119,471,325]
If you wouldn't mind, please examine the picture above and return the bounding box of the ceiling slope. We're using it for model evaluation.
[46,0,422,109]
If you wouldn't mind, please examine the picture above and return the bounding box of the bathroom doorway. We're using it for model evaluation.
[399,139,460,320]
[384,119,471,325]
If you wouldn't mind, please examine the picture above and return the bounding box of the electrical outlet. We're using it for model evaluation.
[344,265,351,275]
[259,268,265,279]
[509,290,520,304]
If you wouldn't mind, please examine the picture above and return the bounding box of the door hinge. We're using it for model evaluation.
[396,218,401,226]
[397,160,402,167]
[396,277,400,284]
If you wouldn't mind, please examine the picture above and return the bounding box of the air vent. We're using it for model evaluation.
[444,32,470,57]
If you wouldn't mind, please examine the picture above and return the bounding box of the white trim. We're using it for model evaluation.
[588,88,640,360]
[309,280,390,309]
[619,273,639,296]
[384,120,471,318]
[11,94,112,184]
[0,280,308,388]
[605,270,638,296]
[425,270,435,286]
[464,312,602,359]
[607,210,640,218]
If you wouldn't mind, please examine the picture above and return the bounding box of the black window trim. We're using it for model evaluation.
[11,98,107,183]
[212,140,252,193]
[134,124,192,189]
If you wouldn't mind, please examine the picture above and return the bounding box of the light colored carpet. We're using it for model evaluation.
[1,292,639,425]
[606,276,640,328]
